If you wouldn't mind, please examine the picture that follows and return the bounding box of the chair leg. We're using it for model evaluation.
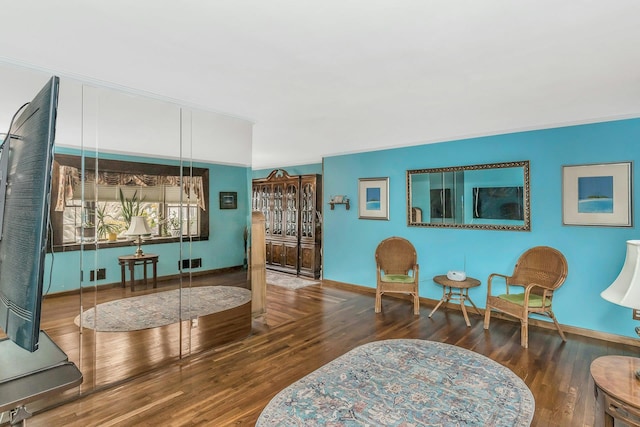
[520,319,528,348]
[413,293,420,316]
[483,306,491,329]
[549,311,567,342]
[375,289,382,313]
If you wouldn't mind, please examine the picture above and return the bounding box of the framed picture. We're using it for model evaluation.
[219,191,237,210]
[358,177,389,220]
[562,162,632,226]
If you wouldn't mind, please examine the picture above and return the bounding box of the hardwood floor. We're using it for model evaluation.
[22,276,639,426]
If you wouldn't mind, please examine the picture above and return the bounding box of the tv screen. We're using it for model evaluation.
[0,76,59,352]
[473,186,524,220]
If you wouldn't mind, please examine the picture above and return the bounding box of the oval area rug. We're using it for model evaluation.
[74,286,251,332]
[257,339,534,426]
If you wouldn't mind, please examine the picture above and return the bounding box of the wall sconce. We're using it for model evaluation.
[329,195,350,210]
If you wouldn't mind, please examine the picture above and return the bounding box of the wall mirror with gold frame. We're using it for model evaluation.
[407,160,530,231]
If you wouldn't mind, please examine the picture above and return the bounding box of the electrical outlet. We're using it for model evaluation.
[191,317,198,328]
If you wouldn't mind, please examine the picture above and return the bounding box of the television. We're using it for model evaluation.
[0,76,59,352]
[472,186,524,220]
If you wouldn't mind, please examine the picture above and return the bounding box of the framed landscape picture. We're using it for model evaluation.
[562,162,632,227]
[219,191,238,209]
[358,177,389,220]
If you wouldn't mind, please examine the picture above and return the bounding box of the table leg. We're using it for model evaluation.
[429,286,450,318]
[143,260,148,287]
[464,290,482,316]
[128,261,135,292]
[120,263,125,288]
[152,260,157,288]
[460,299,471,327]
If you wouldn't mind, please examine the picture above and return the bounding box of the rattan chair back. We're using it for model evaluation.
[375,237,417,276]
[508,246,568,296]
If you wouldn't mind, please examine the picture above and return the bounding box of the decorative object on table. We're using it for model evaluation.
[484,246,568,348]
[126,216,152,257]
[430,275,481,327]
[601,239,640,378]
[375,236,419,315]
[256,339,534,426]
[74,286,251,332]
[329,195,350,210]
[447,270,467,281]
[562,161,632,227]
[219,191,237,209]
[266,271,319,290]
[358,177,389,220]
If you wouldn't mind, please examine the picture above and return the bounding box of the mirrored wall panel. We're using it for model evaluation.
[407,161,530,231]
[0,62,253,417]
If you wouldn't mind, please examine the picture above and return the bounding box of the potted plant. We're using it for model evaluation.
[96,204,122,241]
[167,212,182,237]
[118,188,144,229]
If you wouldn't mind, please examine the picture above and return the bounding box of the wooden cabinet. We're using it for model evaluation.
[252,169,322,279]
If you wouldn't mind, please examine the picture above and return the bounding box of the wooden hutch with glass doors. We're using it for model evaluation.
[252,169,322,279]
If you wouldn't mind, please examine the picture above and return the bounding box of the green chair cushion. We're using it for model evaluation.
[498,293,551,308]
[381,274,415,284]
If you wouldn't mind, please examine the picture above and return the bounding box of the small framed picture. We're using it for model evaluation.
[219,191,238,210]
[358,177,389,220]
[562,162,632,227]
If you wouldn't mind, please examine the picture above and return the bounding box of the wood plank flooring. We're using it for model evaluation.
[23,276,639,426]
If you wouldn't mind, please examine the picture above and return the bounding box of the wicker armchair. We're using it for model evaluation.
[483,246,568,348]
[375,237,420,315]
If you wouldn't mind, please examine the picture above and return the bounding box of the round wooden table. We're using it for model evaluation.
[430,275,481,327]
[591,355,640,426]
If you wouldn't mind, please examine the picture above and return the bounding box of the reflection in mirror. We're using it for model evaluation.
[407,161,530,231]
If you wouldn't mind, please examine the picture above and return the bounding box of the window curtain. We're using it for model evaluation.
[55,165,206,211]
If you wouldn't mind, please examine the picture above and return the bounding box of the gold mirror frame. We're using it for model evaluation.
[406,160,530,231]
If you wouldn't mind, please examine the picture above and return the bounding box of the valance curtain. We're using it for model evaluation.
[55,165,206,211]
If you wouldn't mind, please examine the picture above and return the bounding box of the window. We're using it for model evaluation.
[51,154,209,251]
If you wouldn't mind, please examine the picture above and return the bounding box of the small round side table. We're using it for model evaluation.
[591,355,640,426]
[430,275,482,327]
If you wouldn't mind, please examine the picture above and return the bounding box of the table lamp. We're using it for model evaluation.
[601,239,640,378]
[126,216,151,257]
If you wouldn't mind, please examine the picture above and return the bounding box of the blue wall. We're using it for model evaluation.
[45,148,251,294]
[252,163,322,179]
[323,118,640,339]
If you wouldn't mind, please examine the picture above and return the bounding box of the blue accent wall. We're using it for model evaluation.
[252,163,322,179]
[323,118,640,339]
[45,148,250,294]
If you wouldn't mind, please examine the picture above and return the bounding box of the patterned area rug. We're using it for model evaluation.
[74,286,251,332]
[257,339,534,426]
[266,271,320,289]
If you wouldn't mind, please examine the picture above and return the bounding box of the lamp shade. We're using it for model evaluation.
[601,240,640,308]
[125,216,151,236]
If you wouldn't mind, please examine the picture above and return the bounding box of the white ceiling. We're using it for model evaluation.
[1,1,639,169]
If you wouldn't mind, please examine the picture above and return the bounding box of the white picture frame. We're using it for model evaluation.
[562,162,632,227]
[358,177,389,220]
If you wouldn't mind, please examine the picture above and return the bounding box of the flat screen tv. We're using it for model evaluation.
[0,76,59,352]
[472,186,524,220]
